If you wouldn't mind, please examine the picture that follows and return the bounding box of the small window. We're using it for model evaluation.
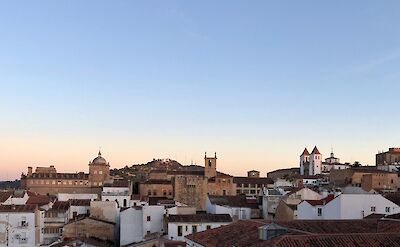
[317,208,322,216]
[371,206,376,212]
[185,225,188,231]
[207,225,211,230]
[99,170,103,174]
[147,216,151,221]
[178,225,183,236]
[386,207,390,213]
[192,225,197,233]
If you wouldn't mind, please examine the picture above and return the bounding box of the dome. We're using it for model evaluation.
[91,151,108,165]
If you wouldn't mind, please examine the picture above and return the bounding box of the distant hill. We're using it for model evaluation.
[110,158,204,177]
[0,180,21,189]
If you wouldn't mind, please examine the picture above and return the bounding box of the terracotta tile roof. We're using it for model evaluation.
[163,240,186,247]
[233,177,273,185]
[384,192,400,206]
[50,201,70,212]
[208,195,259,209]
[364,213,385,219]
[274,233,400,247]
[0,204,37,213]
[26,194,52,206]
[0,191,12,203]
[168,214,232,223]
[305,194,335,206]
[65,216,115,226]
[68,199,91,206]
[186,219,400,247]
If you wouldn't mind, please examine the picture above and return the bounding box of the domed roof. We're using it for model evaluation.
[91,151,108,166]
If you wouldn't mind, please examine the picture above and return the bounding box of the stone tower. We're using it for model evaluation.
[88,151,110,187]
[300,148,310,175]
[309,146,322,175]
[204,152,217,179]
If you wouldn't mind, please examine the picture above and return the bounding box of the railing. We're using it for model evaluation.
[102,191,129,196]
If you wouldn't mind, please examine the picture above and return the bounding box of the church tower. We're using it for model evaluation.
[309,146,322,175]
[300,148,309,175]
[88,151,110,187]
[204,152,217,179]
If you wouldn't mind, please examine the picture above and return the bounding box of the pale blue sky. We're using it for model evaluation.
[1,1,400,180]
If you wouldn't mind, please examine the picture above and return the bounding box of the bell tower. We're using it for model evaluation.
[204,152,217,179]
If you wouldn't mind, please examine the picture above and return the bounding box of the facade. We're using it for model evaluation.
[120,205,164,246]
[0,204,44,247]
[22,151,110,195]
[376,148,400,166]
[233,176,273,196]
[43,201,69,245]
[297,193,400,220]
[330,168,399,189]
[261,189,283,220]
[321,151,351,174]
[206,195,260,220]
[63,217,115,244]
[300,147,322,176]
[275,187,322,221]
[167,214,232,242]
[102,181,130,208]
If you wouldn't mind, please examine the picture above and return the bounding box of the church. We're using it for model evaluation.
[21,151,111,195]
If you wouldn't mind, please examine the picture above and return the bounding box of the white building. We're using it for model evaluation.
[57,193,98,201]
[261,189,283,220]
[120,205,164,246]
[167,214,232,241]
[206,195,259,220]
[68,199,91,219]
[43,201,69,245]
[0,205,44,247]
[102,184,130,208]
[297,193,400,220]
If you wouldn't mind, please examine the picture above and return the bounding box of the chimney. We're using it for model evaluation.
[28,167,33,176]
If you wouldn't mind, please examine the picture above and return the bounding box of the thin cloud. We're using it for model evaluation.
[355,49,400,73]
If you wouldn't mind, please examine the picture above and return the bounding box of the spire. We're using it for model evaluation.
[98,148,102,156]
[301,148,309,156]
[215,152,217,158]
[330,147,334,158]
[204,152,207,159]
[311,146,321,155]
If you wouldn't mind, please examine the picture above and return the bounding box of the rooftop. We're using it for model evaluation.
[0,204,37,213]
[233,177,273,185]
[208,195,259,209]
[186,219,400,247]
[168,213,232,223]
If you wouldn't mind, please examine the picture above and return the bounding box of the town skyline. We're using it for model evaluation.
[0,145,390,181]
[2,1,400,181]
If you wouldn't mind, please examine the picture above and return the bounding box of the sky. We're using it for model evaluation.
[1,1,400,180]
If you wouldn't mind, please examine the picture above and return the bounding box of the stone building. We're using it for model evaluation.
[138,153,236,210]
[376,148,400,172]
[22,151,111,195]
[329,168,399,190]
